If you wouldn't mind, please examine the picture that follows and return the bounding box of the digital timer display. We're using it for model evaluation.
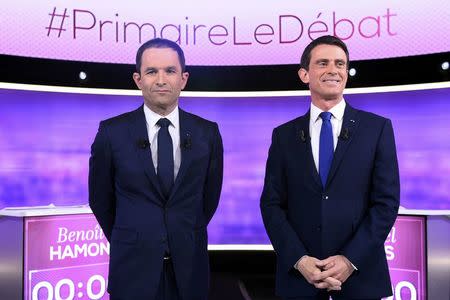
[22,213,425,299]
[30,265,108,300]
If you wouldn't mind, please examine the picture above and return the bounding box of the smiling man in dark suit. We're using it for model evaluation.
[260,35,400,300]
[89,38,223,300]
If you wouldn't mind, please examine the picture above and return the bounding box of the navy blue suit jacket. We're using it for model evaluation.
[89,106,223,300]
[260,104,400,299]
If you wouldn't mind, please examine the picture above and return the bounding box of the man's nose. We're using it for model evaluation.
[327,64,338,74]
[156,72,166,85]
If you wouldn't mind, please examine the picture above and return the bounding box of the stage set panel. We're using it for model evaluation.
[0,209,430,300]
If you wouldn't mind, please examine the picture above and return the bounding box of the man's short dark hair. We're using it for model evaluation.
[300,35,349,70]
[135,38,186,73]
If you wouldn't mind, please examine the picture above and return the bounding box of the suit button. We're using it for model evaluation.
[161,237,167,243]
[317,226,321,231]
[322,195,329,200]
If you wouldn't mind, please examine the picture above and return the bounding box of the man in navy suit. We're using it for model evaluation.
[89,38,223,300]
[260,35,400,300]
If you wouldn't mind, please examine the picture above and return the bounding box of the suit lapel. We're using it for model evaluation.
[167,109,195,203]
[326,104,360,186]
[295,111,322,191]
[127,106,165,202]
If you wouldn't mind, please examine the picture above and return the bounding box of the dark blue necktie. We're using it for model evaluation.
[157,118,174,199]
[319,112,333,187]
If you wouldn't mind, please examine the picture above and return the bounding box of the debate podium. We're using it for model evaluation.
[0,206,448,300]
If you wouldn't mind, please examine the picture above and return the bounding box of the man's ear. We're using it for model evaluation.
[133,72,142,89]
[298,68,309,84]
[180,72,189,90]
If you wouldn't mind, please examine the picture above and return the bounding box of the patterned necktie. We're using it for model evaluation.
[157,118,174,199]
[319,112,333,187]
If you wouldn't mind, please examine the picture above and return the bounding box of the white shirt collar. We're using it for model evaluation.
[310,99,346,123]
[143,105,179,129]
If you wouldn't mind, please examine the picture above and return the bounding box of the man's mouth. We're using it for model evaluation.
[322,79,341,86]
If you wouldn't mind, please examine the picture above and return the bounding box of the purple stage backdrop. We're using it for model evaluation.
[0,86,449,245]
[23,214,425,300]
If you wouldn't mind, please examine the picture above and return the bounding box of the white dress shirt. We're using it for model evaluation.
[143,105,181,179]
[309,99,346,172]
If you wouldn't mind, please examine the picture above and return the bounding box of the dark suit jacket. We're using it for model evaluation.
[89,106,223,300]
[260,104,400,299]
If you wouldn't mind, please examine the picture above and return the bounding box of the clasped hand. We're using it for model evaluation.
[295,255,354,291]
